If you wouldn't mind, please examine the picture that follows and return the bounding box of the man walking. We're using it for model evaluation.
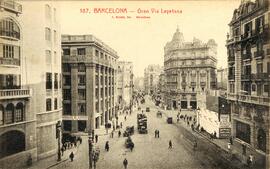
[95,134,98,143]
[168,140,172,149]
[157,130,160,138]
[69,152,74,162]
[118,130,121,137]
[123,158,128,169]
[105,141,109,151]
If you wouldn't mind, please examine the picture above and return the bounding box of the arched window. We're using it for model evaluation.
[0,18,20,39]
[0,130,25,158]
[15,102,24,122]
[5,103,14,124]
[78,63,85,72]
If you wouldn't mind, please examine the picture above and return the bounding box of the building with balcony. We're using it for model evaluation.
[163,27,217,110]
[62,34,119,134]
[144,64,163,95]
[117,61,133,110]
[134,76,144,91]
[0,1,62,168]
[226,0,270,166]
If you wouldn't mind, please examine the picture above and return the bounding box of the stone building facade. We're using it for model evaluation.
[0,1,62,168]
[217,68,228,90]
[163,27,217,110]
[117,61,133,109]
[62,35,118,134]
[226,0,270,164]
[144,64,163,95]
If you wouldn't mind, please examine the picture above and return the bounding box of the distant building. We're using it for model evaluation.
[217,68,228,90]
[163,27,217,110]
[144,64,163,94]
[61,34,118,134]
[0,1,62,168]
[134,77,144,91]
[117,61,133,109]
[226,0,269,163]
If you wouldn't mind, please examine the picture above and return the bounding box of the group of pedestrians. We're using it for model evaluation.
[154,129,160,138]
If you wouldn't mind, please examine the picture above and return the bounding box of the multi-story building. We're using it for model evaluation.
[117,61,133,109]
[144,64,163,95]
[226,0,270,166]
[217,68,228,90]
[0,1,62,168]
[134,77,144,91]
[163,27,217,110]
[62,34,118,134]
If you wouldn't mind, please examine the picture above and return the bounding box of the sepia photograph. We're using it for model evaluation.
[0,0,269,169]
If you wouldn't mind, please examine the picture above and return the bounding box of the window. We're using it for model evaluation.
[78,75,86,85]
[78,63,85,72]
[54,51,57,65]
[255,16,264,33]
[62,63,71,72]
[46,98,52,111]
[63,120,72,131]
[45,4,51,19]
[63,104,71,115]
[78,89,86,100]
[59,73,62,89]
[45,50,51,64]
[257,63,263,74]
[78,103,86,115]
[78,121,86,132]
[95,50,99,57]
[100,52,104,59]
[5,104,14,124]
[63,75,71,86]
[15,103,23,122]
[63,89,71,100]
[45,27,51,41]
[96,102,99,112]
[0,18,20,39]
[54,98,58,110]
[95,75,99,85]
[46,73,52,89]
[2,44,20,59]
[77,48,86,55]
[63,49,70,55]
[54,73,58,89]
[264,85,269,93]
[252,84,256,92]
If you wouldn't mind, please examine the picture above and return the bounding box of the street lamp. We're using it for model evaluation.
[56,120,62,162]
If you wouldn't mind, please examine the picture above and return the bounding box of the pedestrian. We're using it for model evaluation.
[168,140,172,149]
[111,131,114,138]
[113,125,115,131]
[123,158,128,169]
[177,118,179,123]
[154,130,157,138]
[157,130,160,138]
[69,152,74,162]
[61,146,65,156]
[124,116,127,121]
[229,136,233,145]
[95,134,98,143]
[227,142,231,152]
[120,122,123,128]
[249,154,254,166]
[105,141,109,151]
[130,142,134,152]
[193,140,197,151]
[92,130,95,141]
[118,130,121,137]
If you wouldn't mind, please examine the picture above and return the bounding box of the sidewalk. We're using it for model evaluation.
[161,108,265,169]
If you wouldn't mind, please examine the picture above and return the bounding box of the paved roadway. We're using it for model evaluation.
[53,97,232,169]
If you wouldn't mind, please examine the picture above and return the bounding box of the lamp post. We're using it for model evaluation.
[56,120,62,162]
[88,131,93,169]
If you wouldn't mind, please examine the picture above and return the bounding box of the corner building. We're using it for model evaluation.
[0,1,62,168]
[226,0,270,166]
[144,64,163,95]
[62,35,118,134]
[164,28,217,110]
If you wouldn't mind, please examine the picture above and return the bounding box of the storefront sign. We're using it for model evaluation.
[220,114,230,128]
[219,128,231,138]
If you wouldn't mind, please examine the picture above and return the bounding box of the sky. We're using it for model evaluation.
[58,0,241,77]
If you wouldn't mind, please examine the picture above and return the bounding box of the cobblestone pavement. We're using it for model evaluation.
[51,97,226,169]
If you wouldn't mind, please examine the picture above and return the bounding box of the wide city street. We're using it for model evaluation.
[48,96,240,169]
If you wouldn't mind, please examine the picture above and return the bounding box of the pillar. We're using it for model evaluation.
[70,63,78,132]
[86,63,95,132]
[104,67,107,123]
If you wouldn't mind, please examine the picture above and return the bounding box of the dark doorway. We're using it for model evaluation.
[190,101,197,109]
[236,121,250,144]
[78,120,86,132]
[0,130,25,158]
[181,101,187,109]
[257,128,266,152]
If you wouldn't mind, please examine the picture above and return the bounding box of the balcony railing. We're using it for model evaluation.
[254,50,264,58]
[0,89,31,100]
[0,57,20,66]
[228,74,235,80]
[241,74,251,80]
[190,82,196,86]
[200,82,206,86]
[227,93,269,106]
[242,54,251,60]
[228,56,235,62]
[251,73,269,80]
[0,0,22,13]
